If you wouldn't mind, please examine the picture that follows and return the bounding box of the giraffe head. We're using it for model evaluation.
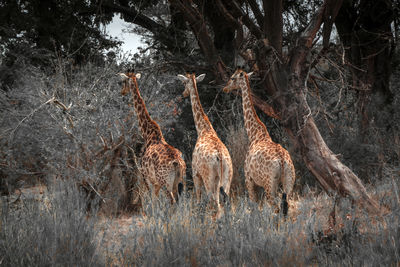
[223,68,253,93]
[177,72,206,97]
[119,69,141,95]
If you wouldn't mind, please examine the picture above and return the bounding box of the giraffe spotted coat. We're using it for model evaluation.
[120,71,186,203]
[178,73,233,210]
[223,69,295,211]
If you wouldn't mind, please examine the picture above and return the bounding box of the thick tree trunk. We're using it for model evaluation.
[262,0,283,55]
[252,57,381,214]
[169,0,228,81]
[254,1,382,214]
[295,118,381,213]
[279,64,381,213]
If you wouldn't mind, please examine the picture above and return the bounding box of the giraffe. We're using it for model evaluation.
[119,70,186,203]
[223,68,295,215]
[177,73,233,211]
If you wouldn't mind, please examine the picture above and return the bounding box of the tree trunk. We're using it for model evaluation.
[335,0,394,140]
[280,63,381,213]
[262,0,283,55]
[254,1,382,214]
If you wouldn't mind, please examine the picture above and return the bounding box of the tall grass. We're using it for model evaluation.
[1,175,399,266]
[0,179,101,266]
[108,174,400,266]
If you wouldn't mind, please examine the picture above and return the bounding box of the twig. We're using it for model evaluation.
[9,96,56,142]
[88,182,106,203]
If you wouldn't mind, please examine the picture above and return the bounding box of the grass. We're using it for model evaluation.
[0,179,101,266]
[2,176,399,266]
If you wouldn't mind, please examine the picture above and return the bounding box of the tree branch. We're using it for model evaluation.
[299,1,327,48]
[215,0,240,28]
[246,0,264,27]
[169,0,228,81]
[322,0,344,49]
[97,2,177,49]
[229,0,263,39]
[281,0,381,214]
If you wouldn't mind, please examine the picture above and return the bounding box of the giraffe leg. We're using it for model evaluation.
[280,159,295,216]
[193,174,203,202]
[266,172,282,213]
[211,173,221,212]
[167,191,176,204]
[154,184,161,197]
[246,177,258,203]
[282,160,295,198]
[263,183,276,211]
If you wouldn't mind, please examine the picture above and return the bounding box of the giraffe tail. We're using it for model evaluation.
[281,193,288,217]
[172,161,185,202]
[220,186,228,204]
[280,155,288,217]
[216,151,229,204]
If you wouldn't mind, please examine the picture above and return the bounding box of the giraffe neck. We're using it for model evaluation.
[188,76,214,135]
[129,79,164,144]
[240,75,271,143]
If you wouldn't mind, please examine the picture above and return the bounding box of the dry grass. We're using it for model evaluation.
[1,163,399,266]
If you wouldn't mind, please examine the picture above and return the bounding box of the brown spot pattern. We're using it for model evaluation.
[121,71,186,203]
[224,69,296,211]
[179,73,233,213]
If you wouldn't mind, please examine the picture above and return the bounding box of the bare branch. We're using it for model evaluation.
[229,0,263,39]
[9,96,56,142]
[246,0,264,27]
[215,0,240,28]
[97,2,178,49]
[322,0,344,49]
[169,0,228,81]
[299,1,328,48]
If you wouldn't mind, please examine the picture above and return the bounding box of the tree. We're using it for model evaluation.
[335,0,395,139]
[0,0,119,90]
[98,0,398,213]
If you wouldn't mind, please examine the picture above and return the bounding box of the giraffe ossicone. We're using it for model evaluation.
[223,68,295,216]
[177,72,233,214]
[120,70,186,204]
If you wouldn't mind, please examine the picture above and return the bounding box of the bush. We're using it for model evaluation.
[0,57,183,213]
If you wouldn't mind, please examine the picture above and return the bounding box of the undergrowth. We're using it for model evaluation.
[0,179,101,266]
[1,175,398,266]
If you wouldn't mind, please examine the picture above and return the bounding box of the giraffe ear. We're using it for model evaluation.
[196,74,206,82]
[247,72,254,78]
[177,74,189,82]
[135,73,141,79]
[118,73,129,80]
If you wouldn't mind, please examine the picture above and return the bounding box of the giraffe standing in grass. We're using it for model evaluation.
[223,68,295,215]
[177,73,233,210]
[120,70,186,203]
